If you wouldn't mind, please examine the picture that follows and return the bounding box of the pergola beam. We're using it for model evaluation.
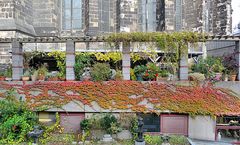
[0,35,240,43]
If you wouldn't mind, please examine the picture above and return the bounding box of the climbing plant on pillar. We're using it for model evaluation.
[106,32,207,63]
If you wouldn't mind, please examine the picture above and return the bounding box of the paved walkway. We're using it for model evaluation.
[188,139,233,145]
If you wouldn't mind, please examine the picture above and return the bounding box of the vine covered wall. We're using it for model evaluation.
[0,81,239,116]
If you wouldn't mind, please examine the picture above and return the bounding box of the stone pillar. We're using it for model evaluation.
[122,42,131,80]
[179,52,189,81]
[12,41,23,81]
[236,41,240,81]
[66,40,75,81]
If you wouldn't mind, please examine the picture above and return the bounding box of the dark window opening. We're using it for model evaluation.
[140,113,160,132]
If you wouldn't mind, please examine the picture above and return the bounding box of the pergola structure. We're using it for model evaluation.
[0,35,240,81]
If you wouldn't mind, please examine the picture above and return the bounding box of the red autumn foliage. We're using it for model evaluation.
[0,81,239,116]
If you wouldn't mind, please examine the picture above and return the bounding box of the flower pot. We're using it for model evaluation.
[5,77,12,81]
[136,74,143,81]
[215,73,222,81]
[229,74,237,81]
[224,75,228,81]
[47,77,59,81]
[22,76,30,81]
[0,76,5,81]
[31,75,37,81]
[59,77,66,81]
[38,75,45,81]
[157,77,168,81]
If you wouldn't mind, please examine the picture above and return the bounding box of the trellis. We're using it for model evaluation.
[1,34,240,81]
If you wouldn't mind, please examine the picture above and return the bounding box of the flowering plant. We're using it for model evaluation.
[143,63,161,81]
[222,53,238,75]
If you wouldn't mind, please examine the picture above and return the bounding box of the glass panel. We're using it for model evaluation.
[72,20,82,29]
[73,0,81,8]
[63,20,71,30]
[63,0,71,8]
[64,9,71,19]
[72,9,81,19]
[140,114,160,132]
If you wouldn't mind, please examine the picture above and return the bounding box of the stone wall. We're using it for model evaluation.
[119,0,140,32]
[188,116,216,141]
[165,0,175,31]
[182,0,203,32]
[0,0,35,35]
[207,41,236,56]
[33,0,61,36]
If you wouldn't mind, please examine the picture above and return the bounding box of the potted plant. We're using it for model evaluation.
[143,63,161,81]
[57,72,66,81]
[37,65,48,81]
[157,70,169,81]
[0,71,5,81]
[222,53,238,81]
[47,72,59,81]
[30,69,38,81]
[229,70,237,81]
[212,58,224,81]
[22,70,31,81]
[91,63,111,81]
[115,70,123,81]
[134,65,147,81]
[222,69,229,81]
[4,66,12,81]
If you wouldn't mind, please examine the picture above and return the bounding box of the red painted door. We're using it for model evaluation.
[161,114,188,136]
[60,113,85,133]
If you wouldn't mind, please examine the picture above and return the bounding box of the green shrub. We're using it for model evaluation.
[100,114,121,134]
[144,134,163,145]
[91,63,111,81]
[80,119,91,131]
[0,89,37,144]
[160,70,169,77]
[188,72,205,81]
[74,53,93,80]
[191,57,224,78]
[134,65,147,78]
[130,116,138,140]
[169,135,189,145]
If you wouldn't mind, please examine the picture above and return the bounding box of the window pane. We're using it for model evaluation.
[63,20,71,30]
[140,114,160,132]
[73,0,81,8]
[72,9,81,19]
[72,20,82,29]
[63,0,71,8]
[64,9,71,19]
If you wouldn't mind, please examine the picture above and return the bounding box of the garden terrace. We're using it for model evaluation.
[0,32,239,81]
[0,81,239,116]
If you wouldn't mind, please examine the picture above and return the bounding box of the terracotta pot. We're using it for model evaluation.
[59,77,66,81]
[229,74,237,81]
[38,75,45,81]
[47,77,59,81]
[0,76,5,81]
[157,77,168,81]
[22,76,30,81]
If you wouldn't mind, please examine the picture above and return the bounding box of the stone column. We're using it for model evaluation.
[12,41,23,81]
[236,41,240,81]
[179,52,189,81]
[66,40,75,81]
[122,42,131,80]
